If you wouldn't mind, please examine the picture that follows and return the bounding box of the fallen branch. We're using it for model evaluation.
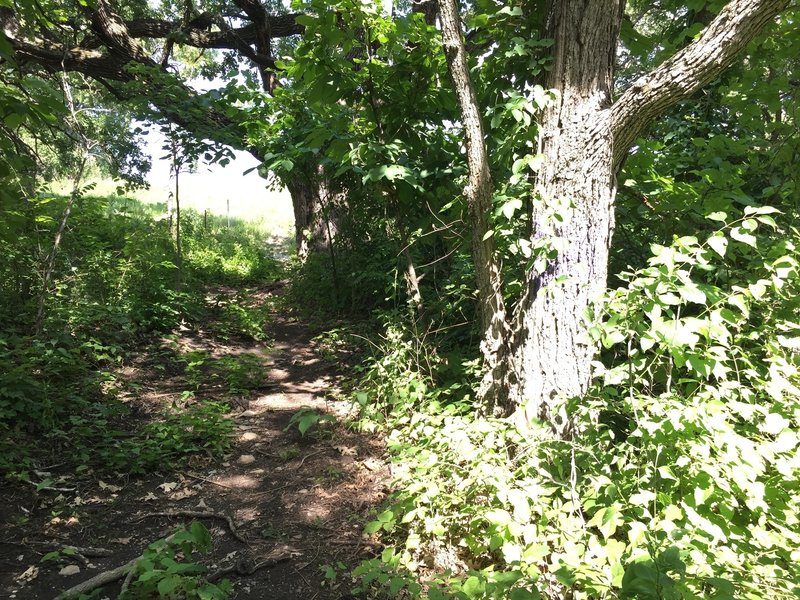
[56,533,180,600]
[135,510,248,544]
[55,555,138,600]
[206,552,294,582]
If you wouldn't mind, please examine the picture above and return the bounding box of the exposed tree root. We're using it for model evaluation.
[56,511,250,599]
[206,552,295,582]
[55,545,294,599]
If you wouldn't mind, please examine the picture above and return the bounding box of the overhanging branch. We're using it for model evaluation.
[610,0,789,170]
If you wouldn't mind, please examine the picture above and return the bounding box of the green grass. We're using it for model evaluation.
[47,175,295,244]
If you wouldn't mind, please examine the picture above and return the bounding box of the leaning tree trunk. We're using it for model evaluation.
[439,0,510,413]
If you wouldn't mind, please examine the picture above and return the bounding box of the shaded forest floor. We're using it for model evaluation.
[0,284,389,599]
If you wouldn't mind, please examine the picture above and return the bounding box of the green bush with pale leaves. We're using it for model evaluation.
[352,207,800,599]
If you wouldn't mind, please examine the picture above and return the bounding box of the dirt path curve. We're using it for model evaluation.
[0,285,388,599]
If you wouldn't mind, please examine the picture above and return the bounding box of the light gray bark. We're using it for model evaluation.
[504,0,623,435]
[493,0,786,435]
[438,0,510,413]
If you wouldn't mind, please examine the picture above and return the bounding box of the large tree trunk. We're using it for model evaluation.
[502,1,623,434]
[285,164,343,261]
[496,0,787,434]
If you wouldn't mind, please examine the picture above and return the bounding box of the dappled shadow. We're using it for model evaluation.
[0,286,388,600]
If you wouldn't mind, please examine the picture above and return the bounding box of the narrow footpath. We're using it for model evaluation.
[0,284,389,599]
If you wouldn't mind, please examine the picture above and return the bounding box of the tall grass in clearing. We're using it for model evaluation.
[47,173,295,251]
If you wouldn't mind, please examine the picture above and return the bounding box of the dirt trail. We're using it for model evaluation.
[0,285,388,599]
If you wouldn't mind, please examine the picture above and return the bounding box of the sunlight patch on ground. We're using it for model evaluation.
[213,474,260,489]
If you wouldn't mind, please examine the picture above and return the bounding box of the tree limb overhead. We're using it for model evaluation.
[610,0,789,170]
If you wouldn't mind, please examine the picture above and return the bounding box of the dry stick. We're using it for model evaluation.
[296,545,322,571]
[180,471,236,490]
[25,480,76,493]
[250,482,293,497]
[293,565,311,589]
[7,542,113,566]
[55,555,138,600]
[135,511,248,544]
[296,448,327,470]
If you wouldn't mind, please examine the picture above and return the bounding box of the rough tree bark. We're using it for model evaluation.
[511,0,788,434]
[285,166,342,262]
[440,0,789,433]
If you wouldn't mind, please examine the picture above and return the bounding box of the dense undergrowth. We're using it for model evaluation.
[301,206,799,600]
[0,192,281,478]
[2,2,799,597]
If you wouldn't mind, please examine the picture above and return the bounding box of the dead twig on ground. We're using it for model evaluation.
[297,544,322,571]
[249,481,294,497]
[297,448,328,470]
[134,510,248,544]
[25,480,76,493]
[180,471,236,490]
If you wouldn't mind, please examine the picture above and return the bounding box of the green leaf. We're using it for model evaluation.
[298,414,316,435]
[485,508,512,526]
[389,576,405,595]
[707,234,728,257]
[730,226,757,248]
[510,588,540,600]
[190,521,211,550]
[588,504,622,539]
[706,211,727,222]
[743,205,780,216]
[158,575,181,596]
[378,509,394,523]
[364,521,382,534]
[462,575,484,598]
[501,199,523,219]
[678,283,706,305]
[294,14,318,27]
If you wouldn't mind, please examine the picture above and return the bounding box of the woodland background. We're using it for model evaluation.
[1,0,799,598]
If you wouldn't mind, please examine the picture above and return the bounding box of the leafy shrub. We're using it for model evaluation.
[0,194,270,477]
[348,208,800,599]
[125,521,232,599]
[286,407,337,437]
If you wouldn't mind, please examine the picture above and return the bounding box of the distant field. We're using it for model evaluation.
[48,158,295,243]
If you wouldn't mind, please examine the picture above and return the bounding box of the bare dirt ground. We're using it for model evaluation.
[0,285,389,599]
